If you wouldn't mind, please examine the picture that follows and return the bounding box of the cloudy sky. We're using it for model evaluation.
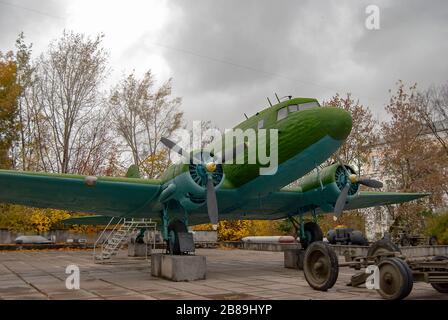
[0,0,447,128]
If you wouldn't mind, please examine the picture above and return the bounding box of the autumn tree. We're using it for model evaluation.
[324,93,378,174]
[11,32,35,171]
[380,81,446,231]
[108,70,183,178]
[0,51,21,169]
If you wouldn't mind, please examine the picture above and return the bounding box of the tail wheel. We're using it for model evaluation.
[431,256,448,293]
[167,219,188,255]
[303,241,339,291]
[300,222,323,249]
[377,257,413,300]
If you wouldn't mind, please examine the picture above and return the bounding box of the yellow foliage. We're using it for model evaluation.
[318,212,365,235]
[0,204,70,233]
[194,219,283,241]
[140,149,170,179]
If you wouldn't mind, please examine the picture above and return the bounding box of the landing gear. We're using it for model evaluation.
[288,214,323,249]
[300,222,323,249]
[303,241,339,291]
[167,219,188,255]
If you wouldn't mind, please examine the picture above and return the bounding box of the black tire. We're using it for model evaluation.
[167,219,188,255]
[303,241,339,291]
[367,239,401,260]
[431,256,448,293]
[300,222,323,249]
[350,230,368,246]
[377,257,413,300]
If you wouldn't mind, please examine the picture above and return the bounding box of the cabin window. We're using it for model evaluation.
[257,119,264,129]
[277,107,287,120]
[288,104,298,112]
[299,101,319,110]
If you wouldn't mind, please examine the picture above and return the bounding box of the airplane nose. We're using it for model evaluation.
[320,107,352,140]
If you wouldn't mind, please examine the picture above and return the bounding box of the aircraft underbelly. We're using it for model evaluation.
[236,135,342,198]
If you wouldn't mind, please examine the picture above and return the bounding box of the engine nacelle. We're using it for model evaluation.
[296,163,359,212]
[159,163,225,211]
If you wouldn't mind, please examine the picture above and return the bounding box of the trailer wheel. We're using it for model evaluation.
[303,241,339,291]
[367,239,401,261]
[431,256,448,293]
[377,257,413,300]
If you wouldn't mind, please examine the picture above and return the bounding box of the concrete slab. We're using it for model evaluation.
[0,248,446,300]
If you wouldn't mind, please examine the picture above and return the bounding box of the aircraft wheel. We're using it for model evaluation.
[300,222,323,249]
[431,256,448,293]
[303,241,339,291]
[377,257,413,300]
[167,219,188,255]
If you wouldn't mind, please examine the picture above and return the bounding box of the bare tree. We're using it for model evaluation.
[30,31,110,174]
[416,83,448,155]
[108,70,183,177]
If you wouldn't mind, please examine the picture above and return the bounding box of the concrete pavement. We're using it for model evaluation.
[0,248,446,300]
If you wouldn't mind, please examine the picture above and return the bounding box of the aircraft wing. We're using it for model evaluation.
[204,189,430,222]
[344,191,430,211]
[0,169,162,217]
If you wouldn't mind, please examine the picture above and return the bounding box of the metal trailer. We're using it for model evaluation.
[301,240,448,300]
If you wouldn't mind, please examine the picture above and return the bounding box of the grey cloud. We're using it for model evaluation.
[1,0,447,129]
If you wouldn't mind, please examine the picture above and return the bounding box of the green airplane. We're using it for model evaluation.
[0,97,428,254]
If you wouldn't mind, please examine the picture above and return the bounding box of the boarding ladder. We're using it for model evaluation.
[93,217,157,263]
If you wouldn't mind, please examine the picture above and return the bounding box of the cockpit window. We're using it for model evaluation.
[299,101,319,110]
[277,107,287,120]
[288,104,298,112]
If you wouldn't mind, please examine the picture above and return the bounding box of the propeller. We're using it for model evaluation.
[333,155,383,219]
[160,137,246,228]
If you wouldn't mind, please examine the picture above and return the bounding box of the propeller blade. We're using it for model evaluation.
[358,178,383,189]
[334,183,350,217]
[160,137,191,162]
[206,176,219,226]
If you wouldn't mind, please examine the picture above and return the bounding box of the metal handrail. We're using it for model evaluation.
[93,217,123,261]
[93,217,158,263]
[94,217,116,261]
